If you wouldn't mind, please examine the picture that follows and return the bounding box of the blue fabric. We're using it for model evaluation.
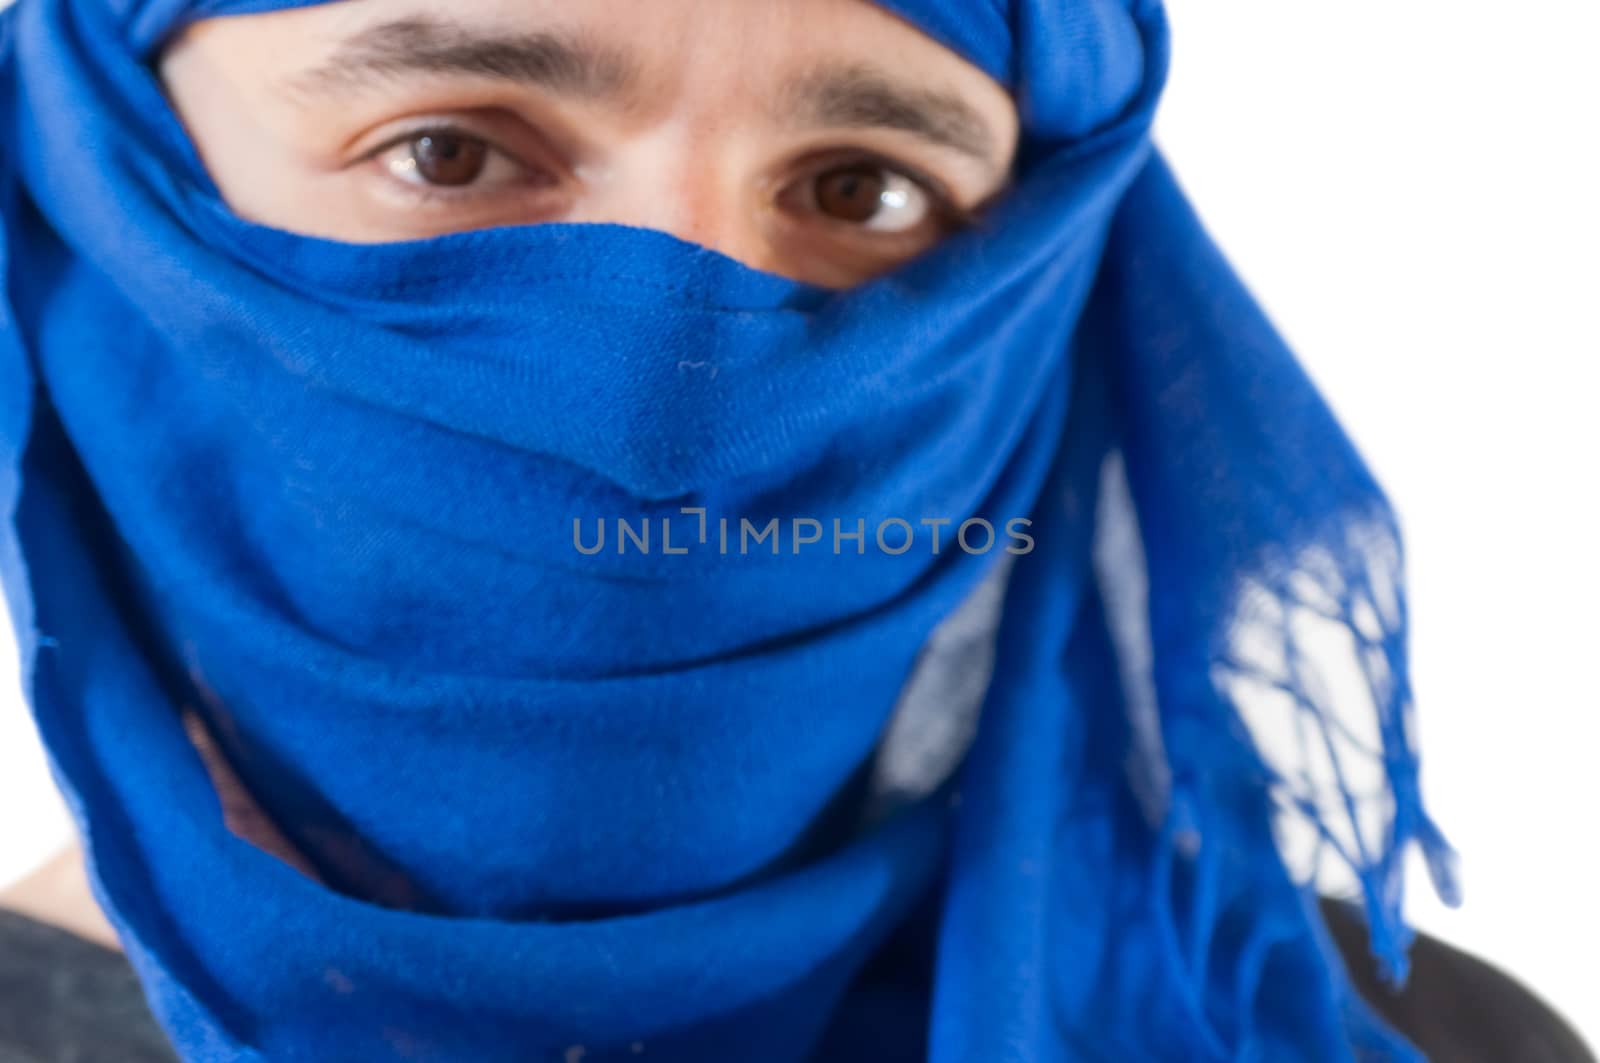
[0,1,1458,1060]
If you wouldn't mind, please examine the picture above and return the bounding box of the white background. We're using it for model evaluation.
[1154,0,1600,1048]
[4,0,1598,1049]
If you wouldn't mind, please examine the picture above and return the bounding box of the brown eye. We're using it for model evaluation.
[806,163,932,233]
[367,120,561,219]
[815,164,889,223]
[399,132,489,187]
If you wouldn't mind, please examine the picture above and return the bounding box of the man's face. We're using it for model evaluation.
[158,0,1021,289]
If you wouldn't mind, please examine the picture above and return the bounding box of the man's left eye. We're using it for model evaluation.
[803,163,933,233]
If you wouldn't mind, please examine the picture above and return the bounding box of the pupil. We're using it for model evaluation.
[413,133,488,187]
[816,165,888,223]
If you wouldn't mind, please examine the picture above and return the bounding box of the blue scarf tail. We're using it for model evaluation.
[0,1,1458,1060]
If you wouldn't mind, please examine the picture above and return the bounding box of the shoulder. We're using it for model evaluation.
[1322,899,1596,1063]
[0,908,177,1063]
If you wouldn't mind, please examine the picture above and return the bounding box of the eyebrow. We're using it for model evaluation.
[287,16,641,103]
[777,64,997,162]
[286,16,1002,164]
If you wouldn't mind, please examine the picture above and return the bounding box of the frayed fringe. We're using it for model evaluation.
[1213,507,1460,985]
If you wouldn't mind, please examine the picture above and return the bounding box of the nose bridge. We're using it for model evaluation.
[584,123,770,268]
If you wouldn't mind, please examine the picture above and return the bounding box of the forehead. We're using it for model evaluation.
[170,0,1004,88]
[166,0,1018,151]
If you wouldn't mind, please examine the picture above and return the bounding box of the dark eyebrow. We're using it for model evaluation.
[284,16,641,103]
[285,18,1000,165]
[778,64,1000,164]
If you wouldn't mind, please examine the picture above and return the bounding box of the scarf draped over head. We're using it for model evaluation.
[0,0,1457,1059]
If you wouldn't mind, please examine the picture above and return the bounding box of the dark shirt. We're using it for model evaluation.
[0,904,1592,1062]
[0,911,176,1063]
[1322,900,1595,1063]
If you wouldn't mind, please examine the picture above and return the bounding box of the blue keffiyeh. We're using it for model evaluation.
[0,0,1458,1059]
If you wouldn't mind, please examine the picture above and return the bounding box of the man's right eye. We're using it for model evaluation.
[388,131,489,187]
[372,126,547,195]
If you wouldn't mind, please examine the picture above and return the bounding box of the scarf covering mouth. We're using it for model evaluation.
[0,0,1459,1060]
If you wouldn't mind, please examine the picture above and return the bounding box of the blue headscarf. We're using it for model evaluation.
[0,0,1458,1059]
